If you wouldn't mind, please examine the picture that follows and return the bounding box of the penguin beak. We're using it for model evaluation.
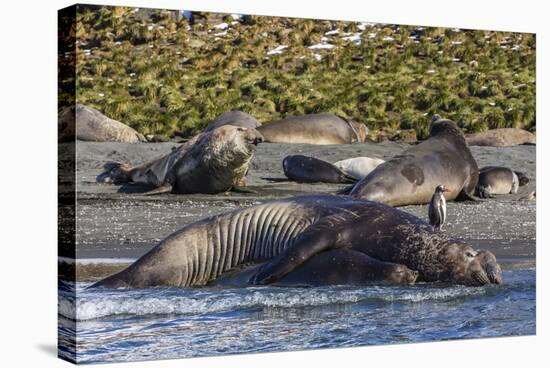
[442,186,450,192]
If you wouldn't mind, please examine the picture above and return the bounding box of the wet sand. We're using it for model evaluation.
[72,141,536,279]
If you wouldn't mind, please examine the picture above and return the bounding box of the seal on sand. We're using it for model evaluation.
[257,113,367,145]
[59,104,146,143]
[96,126,264,194]
[333,157,385,180]
[349,117,479,206]
[203,110,260,132]
[283,155,357,184]
[466,128,535,147]
[90,195,502,289]
[476,166,529,198]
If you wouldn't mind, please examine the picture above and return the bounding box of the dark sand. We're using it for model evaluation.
[71,141,536,280]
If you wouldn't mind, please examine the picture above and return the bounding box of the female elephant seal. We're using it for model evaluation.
[59,104,146,143]
[349,117,479,206]
[257,113,367,145]
[210,249,418,287]
[333,157,386,180]
[476,166,529,198]
[96,125,264,194]
[91,195,502,289]
[466,128,536,147]
[283,155,357,184]
[202,110,260,132]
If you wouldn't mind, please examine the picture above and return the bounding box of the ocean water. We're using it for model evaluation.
[58,268,535,364]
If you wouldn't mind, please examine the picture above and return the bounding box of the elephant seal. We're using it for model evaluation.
[59,104,146,143]
[349,117,479,206]
[476,166,529,198]
[209,249,418,287]
[333,157,385,180]
[96,125,264,194]
[283,155,357,184]
[466,128,536,147]
[203,110,260,132]
[257,113,367,145]
[91,195,502,289]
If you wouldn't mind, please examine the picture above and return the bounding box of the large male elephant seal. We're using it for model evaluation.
[333,157,385,180]
[349,117,479,206]
[96,125,264,194]
[59,104,146,143]
[91,195,502,289]
[476,166,529,198]
[257,113,368,145]
[203,110,260,132]
[209,249,418,287]
[466,128,536,147]
[283,155,357,184]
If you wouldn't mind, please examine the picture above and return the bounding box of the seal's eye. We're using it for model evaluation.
[465,251,477,258]
[237,127,245,132]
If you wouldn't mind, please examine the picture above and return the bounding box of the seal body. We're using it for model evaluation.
[96,126,264,194]
[476,166,529,198]
[203,110,260,132]
[59,104,146,143]
[466,128,536,147]
[283,155,357,184]
[91,195,502,289]
[209,249,418,287]
[333,157,385,180]
[258,113,367,145]
[349,118,479,206]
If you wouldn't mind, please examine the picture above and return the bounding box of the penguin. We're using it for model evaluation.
[429,184,450,230]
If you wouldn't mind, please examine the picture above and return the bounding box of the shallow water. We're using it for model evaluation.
[58,268,535,364]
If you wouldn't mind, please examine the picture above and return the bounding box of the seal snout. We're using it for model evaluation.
[476,250,503,285]
[241,128,264,145]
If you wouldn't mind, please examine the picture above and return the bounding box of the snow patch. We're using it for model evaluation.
[214,22,229,30]
[267,45,288,55]
[308,43,334,50]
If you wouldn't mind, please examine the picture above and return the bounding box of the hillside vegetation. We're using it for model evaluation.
[64,5,536,139]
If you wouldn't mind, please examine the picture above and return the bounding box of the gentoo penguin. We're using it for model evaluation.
[429,184,450,230]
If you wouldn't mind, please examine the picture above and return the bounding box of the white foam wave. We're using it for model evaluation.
[65,286,486,321]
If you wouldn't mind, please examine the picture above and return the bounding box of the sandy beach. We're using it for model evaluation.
[67,140,536,279]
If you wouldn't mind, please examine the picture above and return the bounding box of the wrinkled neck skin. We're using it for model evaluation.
[389,225,455,282]
[200,132,255,186]
[337,205,453,282]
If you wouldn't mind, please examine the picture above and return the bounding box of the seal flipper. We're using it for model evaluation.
[143,182,173,196]
[336,184,355,195]
[456,188,480,201]
[142,167,177,196]
[251,222,340,285]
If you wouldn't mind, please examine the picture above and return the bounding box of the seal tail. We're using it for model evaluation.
[143,182,173,196]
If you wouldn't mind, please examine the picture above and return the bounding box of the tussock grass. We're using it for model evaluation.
[64,5,536,137]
